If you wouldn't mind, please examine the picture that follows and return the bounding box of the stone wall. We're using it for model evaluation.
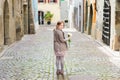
[0,0,35,52]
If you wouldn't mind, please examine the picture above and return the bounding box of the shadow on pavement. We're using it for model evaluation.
[56,74,68,80]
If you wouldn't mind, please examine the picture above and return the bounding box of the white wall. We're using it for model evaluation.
[68,5,74,28]
[60,1,68,21]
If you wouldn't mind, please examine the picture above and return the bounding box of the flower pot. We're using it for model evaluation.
[47,21,51,25]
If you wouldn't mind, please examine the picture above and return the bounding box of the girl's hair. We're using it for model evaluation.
[56,21,64,29]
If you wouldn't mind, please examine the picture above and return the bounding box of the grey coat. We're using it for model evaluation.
[53,29,68,52]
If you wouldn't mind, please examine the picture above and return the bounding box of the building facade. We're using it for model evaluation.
[95,0,116,50]
[85,0,120,51]
[68,0,97,35]
[38,0,60,25]
[68,0,84,32]
[65,0,120,51]
[0,0,35,52]
[60,0,69,28]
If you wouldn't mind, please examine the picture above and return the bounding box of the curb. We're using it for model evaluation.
[0,41,19,58]
[82,33,120,58]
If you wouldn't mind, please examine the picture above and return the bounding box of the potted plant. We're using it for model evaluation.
[44,11,53,25]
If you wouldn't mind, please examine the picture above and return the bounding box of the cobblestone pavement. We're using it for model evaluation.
[0,27,120,80]
[65,31,120,80]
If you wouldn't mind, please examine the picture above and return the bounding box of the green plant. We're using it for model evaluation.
[44,11,53,22]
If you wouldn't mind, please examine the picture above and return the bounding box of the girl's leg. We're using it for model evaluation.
[60,56,64,71]
[56,56,60,70]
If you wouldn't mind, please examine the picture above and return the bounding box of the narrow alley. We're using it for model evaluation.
[0,27,120,80]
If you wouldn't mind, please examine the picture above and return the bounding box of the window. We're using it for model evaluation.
[38,0,44,3]
[49,0,57,3]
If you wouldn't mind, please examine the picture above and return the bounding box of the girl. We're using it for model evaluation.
[53,21,71,75]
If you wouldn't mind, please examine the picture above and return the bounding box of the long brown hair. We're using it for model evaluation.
[56,21,64,29]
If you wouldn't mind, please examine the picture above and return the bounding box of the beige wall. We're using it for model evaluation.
[38,1,60,24]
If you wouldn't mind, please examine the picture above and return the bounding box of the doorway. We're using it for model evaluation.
[4,0,9,45]
[38,11,44,25]
[79,5,81,31]
[88,4,93,35]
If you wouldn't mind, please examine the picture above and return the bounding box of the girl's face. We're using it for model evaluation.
[58,23,64,30]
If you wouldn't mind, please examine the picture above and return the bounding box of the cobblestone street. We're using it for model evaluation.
[0,27,120,80]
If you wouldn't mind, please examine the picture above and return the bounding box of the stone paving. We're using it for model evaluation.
[0,27,55,80]
[65,31,120,80]
[0,27,120,80]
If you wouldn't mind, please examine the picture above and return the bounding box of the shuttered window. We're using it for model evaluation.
[102,0,111,45]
